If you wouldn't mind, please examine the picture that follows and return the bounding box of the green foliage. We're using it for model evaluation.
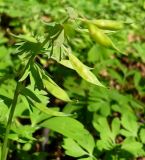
[41,117,95,157]
[0,0,145,160]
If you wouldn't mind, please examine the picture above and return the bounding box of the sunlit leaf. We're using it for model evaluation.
[43,75,71,102]
[69,53,104,87]
[40,117,95,155]
[63,138,88,157]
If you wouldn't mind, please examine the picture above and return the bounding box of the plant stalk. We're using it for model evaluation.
[1,82,21,160]
[1,36,50,160]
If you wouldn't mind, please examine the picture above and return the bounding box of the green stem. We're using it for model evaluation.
[1,82,21,160]
[1,55,34,160]
[1,36,50,160]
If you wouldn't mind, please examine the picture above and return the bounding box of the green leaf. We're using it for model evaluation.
[12,125,36,141]
[34,102,69,117]
[66,7,78,19]
[8,134,19,141]
[64,23,76,37]
[139,128,145,144]
[68,53,104,87]
[21,87,41,103]
[93,117,120,151]
[40,117,95,155]
[10,33,38,43]
[30,63,43,90]
[20,85,48,105]
[43,75,71,102]
[63,138,88,157]
[19,62,30,82]
[121,137,143,156]
[59,60,75,70]
[59,60,93,70]
[0,101,9,122]
[17,35,37,43]
[45,23,63,39]
[30,107,53,126]
[108,69,124,84]
[31,63,71,102]
[0,46,8,59]
[120,114,138,137]
[93,117,111,135]
[15,41,41,58]
[87,44,112,66]
[133,71,141,89]
[97,139,114,151]
[50,45,65,61]
[100,102,110,116]
[54,30,64,47]
[111,118,120,138]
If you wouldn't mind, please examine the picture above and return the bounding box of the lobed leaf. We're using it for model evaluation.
[63,138,88,157]
[40,117,95,155]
